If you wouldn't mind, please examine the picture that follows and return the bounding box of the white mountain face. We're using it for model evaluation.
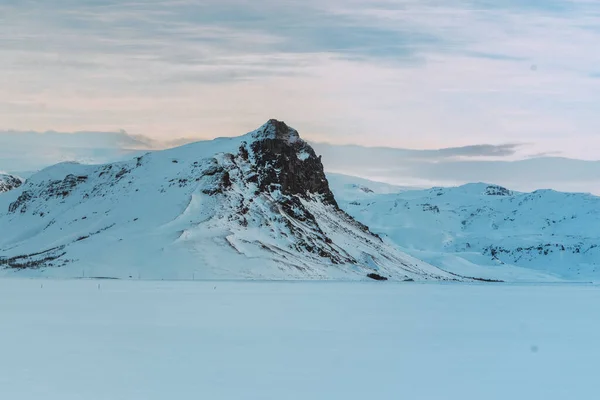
[0,120,455,281]
[328,174,600,282]
[0,174,22,193]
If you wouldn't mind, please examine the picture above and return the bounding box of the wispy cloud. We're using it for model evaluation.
[313,142,526,160]
[1,0,599,160]
[434,143,525,158]
[313,142,600,194]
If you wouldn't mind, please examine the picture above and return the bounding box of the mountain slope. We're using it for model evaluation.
[0,174,22,193]
[0,120,454,281]
[331,177,600,281]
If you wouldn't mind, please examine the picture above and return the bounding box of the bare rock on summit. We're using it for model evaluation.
[248,119,338,206]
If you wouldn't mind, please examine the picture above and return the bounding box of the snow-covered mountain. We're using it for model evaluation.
[0,120,455,281]
[0,173,22,193]
[328,174,600,282]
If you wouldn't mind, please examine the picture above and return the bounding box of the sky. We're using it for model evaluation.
[1,0,600,159]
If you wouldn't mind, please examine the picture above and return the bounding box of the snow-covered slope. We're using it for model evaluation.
[331,177,600,281]
[0,120,455,281]
[0,173,22,193]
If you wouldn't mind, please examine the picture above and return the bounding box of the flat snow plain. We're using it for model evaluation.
[1,279,598,400]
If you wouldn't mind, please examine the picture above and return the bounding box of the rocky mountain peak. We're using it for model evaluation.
[244,119,337,207]
[251,119,300,144]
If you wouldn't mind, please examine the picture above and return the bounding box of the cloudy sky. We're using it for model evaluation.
[1,0,599,159]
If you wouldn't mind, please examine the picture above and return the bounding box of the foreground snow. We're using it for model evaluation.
[1,279,598,399]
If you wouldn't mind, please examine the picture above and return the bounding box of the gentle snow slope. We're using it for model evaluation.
[328,174,600,281]
[0,120,452,281]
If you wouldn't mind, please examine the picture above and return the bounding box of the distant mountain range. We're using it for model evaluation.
[2,129,598,194]
[0,130,149,177]
[328,174,600,282]
[312,142,600,195]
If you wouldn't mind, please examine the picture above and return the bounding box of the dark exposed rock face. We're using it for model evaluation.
[248,119,338,207]
[367,273,388,281]
[0,245,67,269]
[249,120,375,229]
[0,174,23,194]
[7,174,88,214]
[485,185,512,196]
[8,191,33,213]
[44,175,88,199]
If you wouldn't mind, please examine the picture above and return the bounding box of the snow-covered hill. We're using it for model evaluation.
[329,174,600,282]
[0,120,455,281]
[0,173,22,193]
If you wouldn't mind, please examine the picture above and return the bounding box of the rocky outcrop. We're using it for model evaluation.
[8,174,87,214]
[247,119,337,206]
[0,174,23,194]
[484,185,512,196]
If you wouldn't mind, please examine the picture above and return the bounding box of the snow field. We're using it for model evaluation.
[1,279,598,400]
